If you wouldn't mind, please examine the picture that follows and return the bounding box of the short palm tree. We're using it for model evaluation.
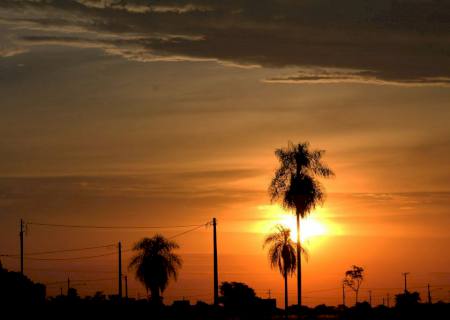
[269,141,334,308]
[264,225,306,319]
[129,235,182,304]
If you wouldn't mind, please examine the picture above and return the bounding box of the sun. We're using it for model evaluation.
[278,214,326,242]
[256,204,328,242]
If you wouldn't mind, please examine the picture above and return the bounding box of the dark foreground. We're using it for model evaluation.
[2,299,449,320]
[1,264,448,320]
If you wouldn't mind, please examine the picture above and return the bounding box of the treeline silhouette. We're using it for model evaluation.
[0,260,45,305]
[1,260,448,320]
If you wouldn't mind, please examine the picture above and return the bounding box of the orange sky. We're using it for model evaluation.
[0,0,449,308]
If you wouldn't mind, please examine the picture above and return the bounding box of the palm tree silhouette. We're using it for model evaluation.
[269,141,334,308]
[264,225,305,320]
[129,235,182,304]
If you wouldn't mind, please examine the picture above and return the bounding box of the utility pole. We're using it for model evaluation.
[427,284,432,304]
[213,218,219,306]
[67,277,70,295]
[118,241,122,301]
[342,282,346,307]
[268,289,271,299]
[125,275,128,299]
[369,290,372,307]
[387,293,390,308]
[382,297,385,306]
[402,272,409,293]
[20,219,24,275]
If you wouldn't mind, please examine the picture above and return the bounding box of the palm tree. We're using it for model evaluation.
[129,235,182,304]
[269,141,334,308]
[264,225,305,319]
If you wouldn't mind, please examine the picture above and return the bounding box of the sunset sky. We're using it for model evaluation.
[0,0,449,307]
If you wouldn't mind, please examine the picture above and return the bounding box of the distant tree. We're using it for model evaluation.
[67,287,79,301]
[344,265,364,304]
[92,291,106,302]
[269,141,334,307]
[395,291,421,308]
[219,281,257,310]
[129,235,182,304]
[263,225,303,319]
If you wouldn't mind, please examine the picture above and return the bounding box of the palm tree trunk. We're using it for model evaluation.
[296,210,301,311]
[355,290,358,305]
[284,271,288,320]
[150,286,161,305]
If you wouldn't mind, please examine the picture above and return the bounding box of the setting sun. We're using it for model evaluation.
[280,215,327,242]
[255,205,330,242]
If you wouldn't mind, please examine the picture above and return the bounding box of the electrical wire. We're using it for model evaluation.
[1,251,117,261]
[26,267,117,274]
[44,278,115,286]
[1,221,208,260]
[304,287,341,293]
[168,223,209,240]
[27,221,208,230]
[4,244,116,257]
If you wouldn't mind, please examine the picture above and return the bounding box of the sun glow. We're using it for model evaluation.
[279,214,326,242]
[256,205,331,242]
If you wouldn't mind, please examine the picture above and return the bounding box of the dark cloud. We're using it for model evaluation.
[0,0,449,85]
[265,68,450,86]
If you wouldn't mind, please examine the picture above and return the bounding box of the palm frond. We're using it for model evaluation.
[268,141,334,216]
[263,225,300,277]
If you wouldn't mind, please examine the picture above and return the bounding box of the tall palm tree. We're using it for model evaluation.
[129,235,182,304]
[269,141,334,308]
[263,225,304,319]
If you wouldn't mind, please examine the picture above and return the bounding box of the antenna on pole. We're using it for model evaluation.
[118,241,122,301]
[402,272,410,293]
[125,275,128,299]
[213,218,219,306]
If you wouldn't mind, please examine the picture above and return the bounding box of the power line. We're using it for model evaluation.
[27,221,207,230]
[362,285,430,291]
[1,251,117,261]
[2,223,207,261]
[3,244,116,257]
[45,278,115,286]
[2,221,208,260]
[165,293,211,299]
[26,268,117,274]
[304,287,341,293]
[72,278,116,283]
[168,223,209,240]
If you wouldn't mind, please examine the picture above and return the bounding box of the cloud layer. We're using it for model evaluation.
[1,0,449,85]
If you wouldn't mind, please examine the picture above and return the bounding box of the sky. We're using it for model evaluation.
[0,0,449,307]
